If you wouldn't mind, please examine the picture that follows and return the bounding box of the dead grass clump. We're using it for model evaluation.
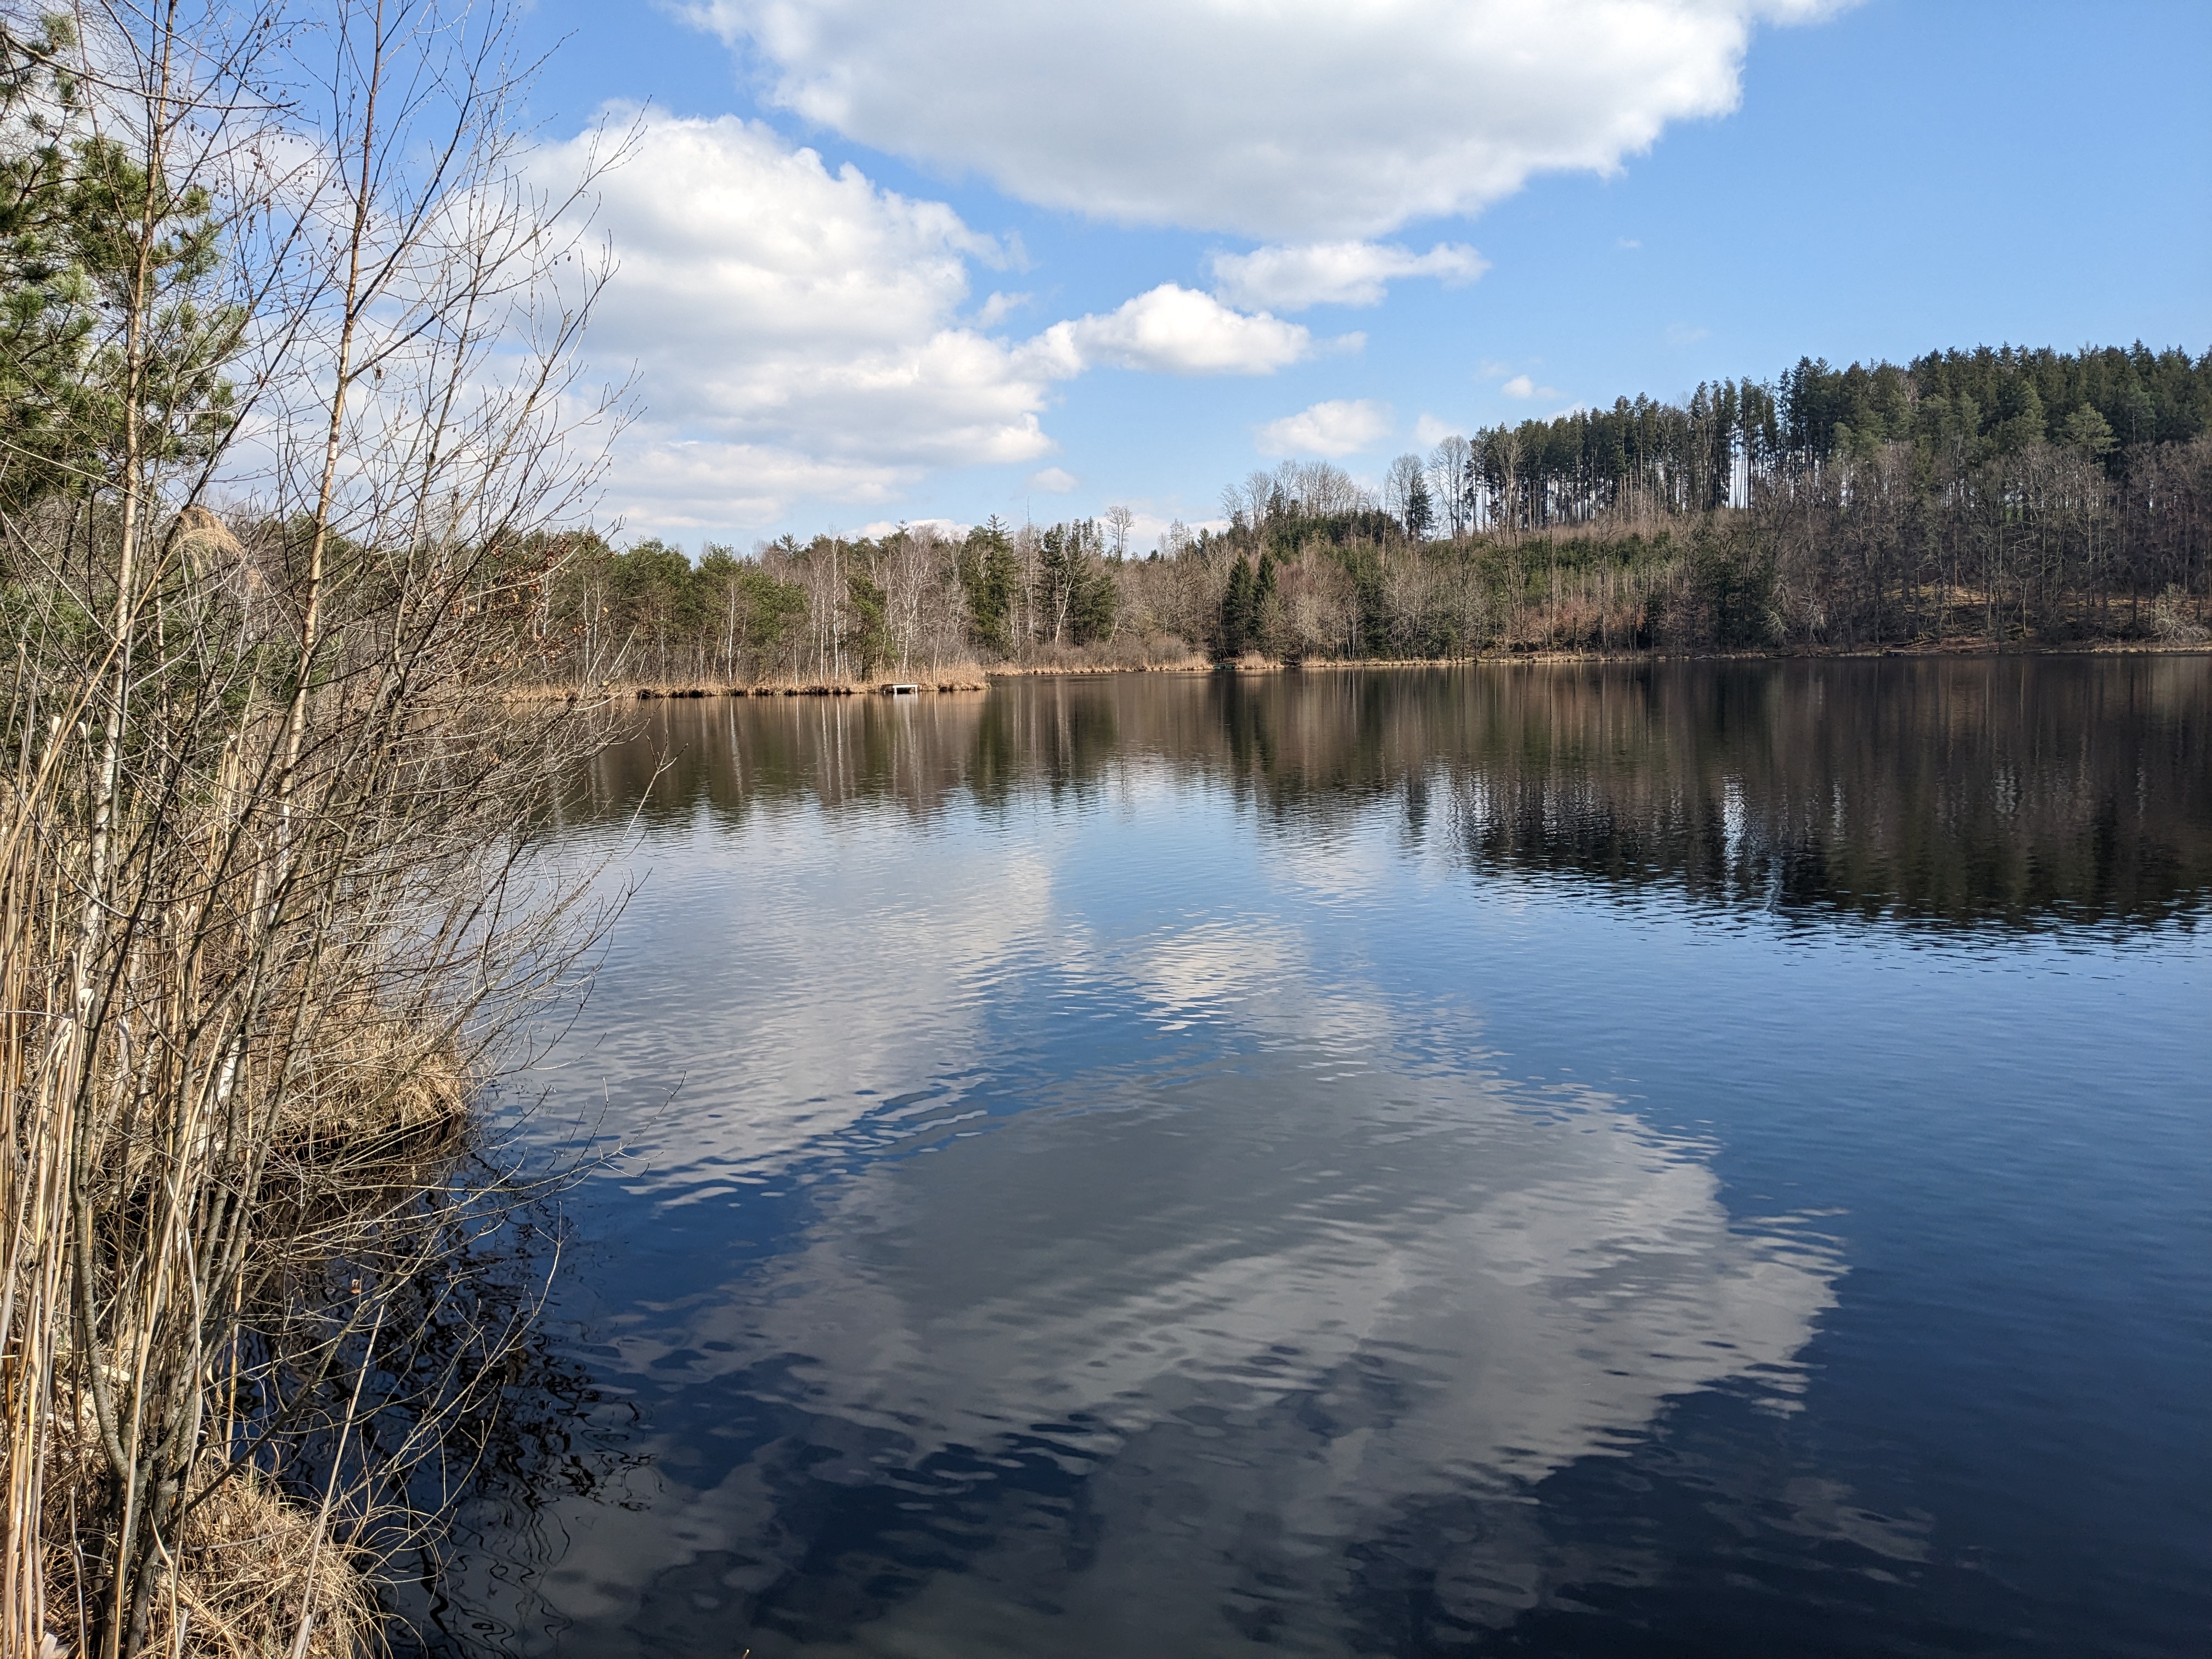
[38,1405,375,1659]
[876,661,990,692]
[156,1463,376,1659]
[275,1007,470,1161]
[980,641,1212,675]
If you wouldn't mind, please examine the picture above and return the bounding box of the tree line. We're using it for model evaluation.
[1398,344,2208,533]
[496,341,2209,685]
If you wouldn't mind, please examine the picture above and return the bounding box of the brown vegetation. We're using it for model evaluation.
[0,4,620,1655]
[38,1427,379,1659]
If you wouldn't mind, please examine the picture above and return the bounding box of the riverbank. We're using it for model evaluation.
[4,637,596,1658]
[1273,637,2212,670]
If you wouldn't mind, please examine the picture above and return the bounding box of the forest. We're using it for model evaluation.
[492,343,2212,685]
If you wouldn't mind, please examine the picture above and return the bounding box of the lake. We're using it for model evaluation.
[404,657,2210,1658]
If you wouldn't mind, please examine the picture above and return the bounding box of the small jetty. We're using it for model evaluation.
[884,682,920,696]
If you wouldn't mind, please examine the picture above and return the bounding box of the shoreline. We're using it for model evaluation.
[504,637,2212,702]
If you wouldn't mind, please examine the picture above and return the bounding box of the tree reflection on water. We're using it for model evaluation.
[573,656,2209,933]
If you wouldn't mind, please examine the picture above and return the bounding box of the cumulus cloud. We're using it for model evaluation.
[540,110,1047,528]
[1256,399,1393,459]
[1029,466,1079,493]
[1209,241,1488,311]
[682,0,1850,239]
[1028,284,1311,376]
[538,111,1308,534]
[600,437,919,533]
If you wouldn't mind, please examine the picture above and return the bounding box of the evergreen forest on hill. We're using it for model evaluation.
[488,343,2212,684]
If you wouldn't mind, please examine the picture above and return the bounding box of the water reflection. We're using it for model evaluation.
[641,956,1843,1654]
[409,660,2211,1657]
[425,889,1849,1657]
[574,656,2210,932]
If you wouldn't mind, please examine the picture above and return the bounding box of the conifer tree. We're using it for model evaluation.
[1219,551,1255,657]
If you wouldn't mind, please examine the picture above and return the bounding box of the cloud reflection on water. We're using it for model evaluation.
[517,882,1843,1655]
[427,657,2211,1655]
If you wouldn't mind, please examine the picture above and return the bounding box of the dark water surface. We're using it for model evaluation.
[411,658,2209,1658]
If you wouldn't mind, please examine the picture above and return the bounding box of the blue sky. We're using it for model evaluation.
[510,0,2211,550]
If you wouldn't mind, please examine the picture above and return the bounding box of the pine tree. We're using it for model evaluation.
[1404,472,1432,540]
[1251,549,1279,651]
[961,518,1017,653]
[1218,552,1254,657]
[0,15,241,512]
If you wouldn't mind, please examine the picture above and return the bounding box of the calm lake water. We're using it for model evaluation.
[407,658,2209,1658]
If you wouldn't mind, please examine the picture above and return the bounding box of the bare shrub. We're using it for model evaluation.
[0,3,627,1655]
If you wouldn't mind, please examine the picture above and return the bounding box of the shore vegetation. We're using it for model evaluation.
[0,3,619,1655]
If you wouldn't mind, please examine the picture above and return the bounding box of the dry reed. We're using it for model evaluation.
[40,1420,377,1659]
[0,4,627,1655]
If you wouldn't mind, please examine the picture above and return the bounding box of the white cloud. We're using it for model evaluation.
[1029,466,1079,493]
[1256,399,1393,459]
[598,438,918,534]
[1500,374,1564,401]
[1028,284,1311,376]
[545,110,1051,530]
[682,0,1850,239]
[541,111,1308,537]
[1209,241,1488,311]
[1413,414,1463,448]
